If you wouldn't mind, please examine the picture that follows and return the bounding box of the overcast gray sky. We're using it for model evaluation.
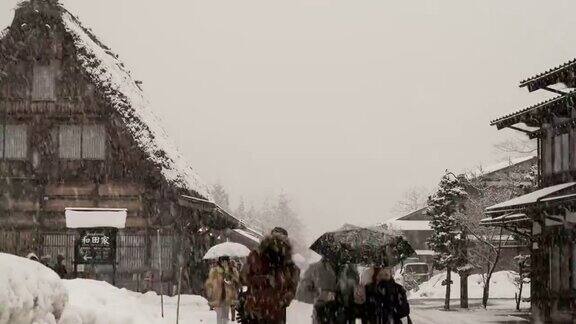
[2,0,575,241]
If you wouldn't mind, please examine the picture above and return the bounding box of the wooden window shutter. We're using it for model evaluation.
[561,133,570,171]
[553,135,562,174]
[59,125,82,159]
[82,125,106,160]
[4,125,27,159]
[0,125,4,158]
[543,132,553,175]
[571,128,576,171]
[32,63,56,101]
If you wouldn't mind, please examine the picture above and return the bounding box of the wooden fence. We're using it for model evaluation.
[0,228,176,293]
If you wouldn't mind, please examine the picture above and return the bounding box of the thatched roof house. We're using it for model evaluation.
[0,0,256,293]
[0,0,211,199]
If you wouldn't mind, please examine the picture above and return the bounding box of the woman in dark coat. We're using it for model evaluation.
[361,267,411,324]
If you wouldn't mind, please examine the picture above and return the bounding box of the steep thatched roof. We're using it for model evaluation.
[2,0,212,200]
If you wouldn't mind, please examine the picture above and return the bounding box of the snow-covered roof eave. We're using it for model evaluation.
[485,182,576,213]
[465,156,536,180]
[385,220,432,231]
[65,208,127,229]
[59,10,212,201]
[233,229,261,244]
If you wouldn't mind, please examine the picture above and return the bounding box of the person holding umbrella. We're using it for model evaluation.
[309,225,414,324]
[298,257,340,323]
[205,256,241,324]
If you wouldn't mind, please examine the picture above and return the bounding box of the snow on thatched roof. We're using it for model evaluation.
[5,0,212,200]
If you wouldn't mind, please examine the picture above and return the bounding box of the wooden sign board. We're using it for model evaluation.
[75,228,117,265]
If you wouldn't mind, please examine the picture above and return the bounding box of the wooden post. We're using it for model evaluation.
[460,272,468,309]
[176,266,183,324]
[460,227,469,309]
[158,229,164,318]
[445,268,451,310]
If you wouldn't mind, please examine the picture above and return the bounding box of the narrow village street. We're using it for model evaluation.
[287,300,528,324]
[3,1,576,323]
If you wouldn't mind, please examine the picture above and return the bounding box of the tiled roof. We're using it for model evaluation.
[490,91,576,128]
[520,58,576,92]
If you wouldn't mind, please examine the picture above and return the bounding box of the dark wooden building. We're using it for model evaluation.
[0,0,254,294]
[483,59,576,323]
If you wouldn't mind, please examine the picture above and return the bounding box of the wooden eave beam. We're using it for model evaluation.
[529,117,576,139]
[178,195,244,229]
[507,125,532,134]
[542,86,568,96]
[520,62,576,92]
[177,196,215,213]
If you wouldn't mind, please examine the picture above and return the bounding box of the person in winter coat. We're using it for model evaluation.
[228,260,241,321]
[239,228,300,324]
[298,259,360,324]
[54,254,68,279]
[298,258,340,324]
[205,256,241,324]
[337,263,360,323]
[359,267,411,324]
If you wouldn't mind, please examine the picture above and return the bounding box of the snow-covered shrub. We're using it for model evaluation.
[0,253,68,324]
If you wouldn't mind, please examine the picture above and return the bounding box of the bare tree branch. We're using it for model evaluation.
[392,186,429,214]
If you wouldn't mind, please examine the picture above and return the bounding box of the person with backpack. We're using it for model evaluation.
[359,267,411,324]
[238,227,300,324]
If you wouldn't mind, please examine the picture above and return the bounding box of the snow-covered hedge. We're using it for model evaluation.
[0,253,68,324]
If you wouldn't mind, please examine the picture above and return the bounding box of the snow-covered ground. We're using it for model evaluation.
[410,270,530,300]
[410,299,528,324]
[1,253,530,324]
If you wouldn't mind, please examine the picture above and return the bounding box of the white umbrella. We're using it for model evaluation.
[203,242,251,260]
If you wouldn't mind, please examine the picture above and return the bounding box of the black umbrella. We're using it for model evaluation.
[310,226,415,267]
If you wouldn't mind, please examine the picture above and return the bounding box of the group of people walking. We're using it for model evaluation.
[204,226,411,324]
[205,227,300,324]
[299,258,411,324]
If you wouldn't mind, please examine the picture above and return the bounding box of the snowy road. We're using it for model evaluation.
[286,299,529,324]
[0,252,529,324]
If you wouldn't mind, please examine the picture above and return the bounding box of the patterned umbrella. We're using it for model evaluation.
[310,226,414,267]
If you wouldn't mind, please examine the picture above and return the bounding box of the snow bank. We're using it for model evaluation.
[0,253,68,324]
[59,279,211,324]
[410,270,530,299]
[0,252,215,324]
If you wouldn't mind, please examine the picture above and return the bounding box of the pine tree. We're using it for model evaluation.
[235,197,247,220]
[274,193,306,252]
[210,183,230,211]
[426,171,468,310]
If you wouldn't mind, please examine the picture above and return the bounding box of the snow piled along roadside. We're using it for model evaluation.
[0,253,67,324]
[410,270,530,299]
[59,279,213,324]
[0,253,214,324]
